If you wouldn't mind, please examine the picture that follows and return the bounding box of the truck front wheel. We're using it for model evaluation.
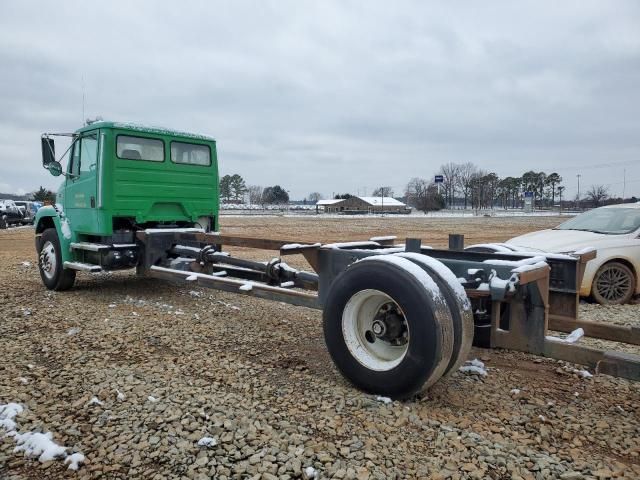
[38,228,76,291]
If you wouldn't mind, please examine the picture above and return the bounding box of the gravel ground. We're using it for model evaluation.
[1,217,639,480]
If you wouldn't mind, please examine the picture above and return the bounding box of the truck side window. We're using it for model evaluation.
[170,141,211,166]
[116,135,164,162]
[70,141,81,177]
[80,135,98,173]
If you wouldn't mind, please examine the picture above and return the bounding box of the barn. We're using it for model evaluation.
[316,196,410,214]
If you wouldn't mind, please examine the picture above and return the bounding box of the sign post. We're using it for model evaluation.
[524,191,534,213]
[434,175,444,198]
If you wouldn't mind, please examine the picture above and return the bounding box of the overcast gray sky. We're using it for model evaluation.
[1,1,639,199]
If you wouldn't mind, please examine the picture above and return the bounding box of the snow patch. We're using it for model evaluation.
[1,403,84,470]
[459,359,488,376]
[67,327,81,336]
[13,431,68,462]
[148,396,159,403]
[304,466,318,479]
[280,281,295,288]
[375,396,392,404]
[185,274,198,281]
[87,397,103,407]
[510,388,521,395]
[546,328,584,344]
[0,403,24,431]
[322,241,380,249]
[239,283,253,292]
[20,261,32,267]
[116,390,126,401]
[197,436,217,447]
[65,452,85,470]
[281,242,321,250]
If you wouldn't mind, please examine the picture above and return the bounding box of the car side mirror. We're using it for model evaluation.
[41,137,55,167]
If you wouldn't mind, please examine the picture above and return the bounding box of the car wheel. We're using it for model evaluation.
[591,261,636,305]
[0,215,7,229]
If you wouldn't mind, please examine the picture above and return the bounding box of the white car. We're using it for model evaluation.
[506,203,640,304]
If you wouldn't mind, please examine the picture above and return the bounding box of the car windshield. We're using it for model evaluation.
[555,207,640,234]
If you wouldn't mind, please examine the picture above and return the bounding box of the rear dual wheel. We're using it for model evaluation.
[323,255,472,399]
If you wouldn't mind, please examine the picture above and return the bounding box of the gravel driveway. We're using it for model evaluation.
[1,218,639,479]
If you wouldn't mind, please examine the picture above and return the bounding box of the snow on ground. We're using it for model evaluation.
[546,327,584,344]
[197,436,217,447]
[87,396,104,407]
[0,402,85,471]
[65,453,86,471]
[303,466,318,479]
[459,359,488,376]
[375,396,393,404]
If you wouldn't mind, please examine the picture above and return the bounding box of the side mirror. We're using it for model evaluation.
[41,137,55,167]
[47,161,63,177]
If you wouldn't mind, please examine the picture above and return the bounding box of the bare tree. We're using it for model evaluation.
[586,185,609,207]
[247,185,263,205]
[308,192,323,203]
[456,162,477,210]
[405,177,444,212]
[438,162,460,208]
[372,186,394,197]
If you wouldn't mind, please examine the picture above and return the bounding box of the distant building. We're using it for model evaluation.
[316,196,410,214]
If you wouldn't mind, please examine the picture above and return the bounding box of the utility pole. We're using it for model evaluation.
[381,187,384,218]
[623,169,626,200]
[576,174,581,210]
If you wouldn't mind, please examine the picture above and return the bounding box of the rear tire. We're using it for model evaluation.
[38,228,76,291]
[323,257,453,399]
[591,261,635,305]
[0,215,7,229]
[395,253,474,376]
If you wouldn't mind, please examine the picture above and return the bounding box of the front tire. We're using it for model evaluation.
[323,256,453,399]
[591,261,635,305]
[38,228,76,291]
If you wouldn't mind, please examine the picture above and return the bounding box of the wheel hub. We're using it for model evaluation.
[341,290,410,372]
[39,241,57,280]
[369,305,408,346]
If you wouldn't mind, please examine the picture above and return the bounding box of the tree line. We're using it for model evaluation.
[219,174,290,205]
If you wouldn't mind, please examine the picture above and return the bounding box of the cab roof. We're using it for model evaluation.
[75,121,216,142]
[600,202,640,209]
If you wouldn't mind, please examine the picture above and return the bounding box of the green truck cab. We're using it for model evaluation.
[36,121,219,290]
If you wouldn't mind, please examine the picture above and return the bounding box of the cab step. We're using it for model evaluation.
[63,261,102,272]
[70,242,110,252]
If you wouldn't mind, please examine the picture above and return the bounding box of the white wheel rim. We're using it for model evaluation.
[341,289,409,371]
[40,241,57,280]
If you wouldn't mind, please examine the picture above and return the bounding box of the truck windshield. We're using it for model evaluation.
[555,207,640,234]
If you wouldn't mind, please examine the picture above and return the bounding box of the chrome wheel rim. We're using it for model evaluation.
[40,241,57,280]
[341,289,409,371]
[595,265,632,302]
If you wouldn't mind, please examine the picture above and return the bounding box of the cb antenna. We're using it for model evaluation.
[82,75,86,125]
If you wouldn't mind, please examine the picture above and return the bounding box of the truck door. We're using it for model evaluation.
[65,130,100,234]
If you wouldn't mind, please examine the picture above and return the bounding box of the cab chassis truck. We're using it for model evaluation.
[35,122,640,399]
